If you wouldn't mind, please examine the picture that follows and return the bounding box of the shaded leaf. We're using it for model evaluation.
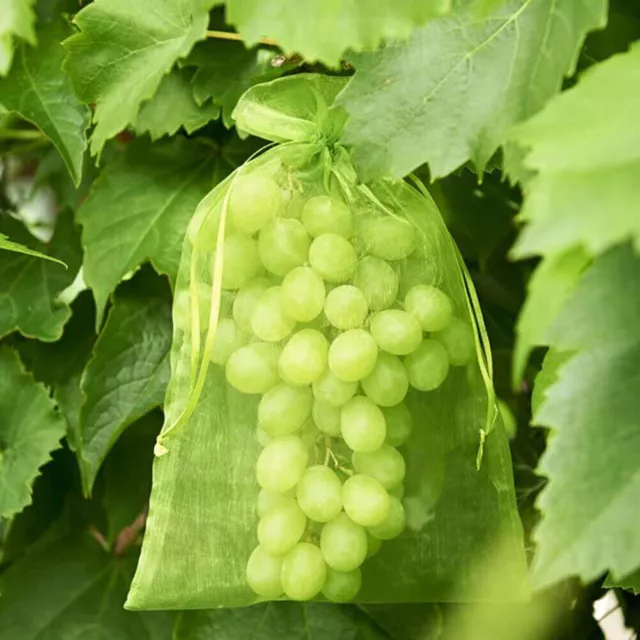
[0,210,81,342]
[63,0,211,155]
[79,270,172,493]
[0,232,65,264]
[530,349,572,418]
[0,0,36,76]
[0,20,90,184]
[338,0,607,180]
[0,347,66,519]
[604,567,640,595]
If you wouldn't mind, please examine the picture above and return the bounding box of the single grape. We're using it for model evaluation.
[389,483,405,499]
[210,318,249,365]
[366,532,382,557]
[359,216,417,261]
[382,403,413,446]
[320,513,368,572]
[233,278,270,333]
[257,488,295,517]
[258,384,313,437]
[340,396,386,453]
[256,435,309,492]
[173,283,212,334]
[279,329,329,385]
[281,543,327,601]
[328,329,378,382]
[435,318,475,366]
[186,189,220,250]
[312,369,358,407]
[251,286,296,342]
[228,174,284,234]
[404,339,450,391]
[257,497,307,555]
[312,400,342,437]
[280,266,325,322]
[342,474,390,527]
[309,234,357,283]
[300,418,321,450]
[370,309,422,356]
[404,285,453,332]
[219,234,262,290]
[296,465,343,522]
[361,352,409,407]
[403,497,431,532]
[368,495,406,540]
[353,256,398,311]
[322,568,362,602]
[225,343,280,394]
[302,195,353,239]
[258,218,310,276]
[324,285,368,330]
[352,444,406,489]
[246,545,284,598]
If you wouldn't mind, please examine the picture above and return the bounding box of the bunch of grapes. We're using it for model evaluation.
[187,169,475,602]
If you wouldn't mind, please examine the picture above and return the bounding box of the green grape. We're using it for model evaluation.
[300,418,321,450]
[281,542,327,601]
[257,497,307,555]
[368,495,406,540]
[225,343,280,394]
[403,497,430,532]
[281,266,326,322]
[257,488,295,517]
[258,384,313,437]
[322,568,362,602]
[359,216,417,261]
[251,286,296,342]
[397,256,438,298]
[352,444,406,489]
[278,329,329,385]
[323,285,368,330]
[389,483,405,499]
[435,318,475,366]
[233,277,271,333]
[220,234,262,290]
[404,284,453,332]
[353,256,398,311]
[246,545,284,598]
[302,195,353,239]
[340,396,387,452]
[404,339,450,391]
[256,435,309,492]
[383,403,413,446]
[320,513,368,572]
[361,352,409,407]
[328,329,378,382]
[312,400,341,437]
[309,234,357,283]
[228,174,284,234]
[370,309,422,355]
[173,283,212,334]
[210,318,249,365]
[296,465,343,522]
[366,532,382,557]
[282,190,305,218]
[258,218,310,276]
[255,426,271,447]
[342,474,390,527]
[312,369,358,407]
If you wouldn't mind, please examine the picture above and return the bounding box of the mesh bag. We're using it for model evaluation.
[127,74,526,610]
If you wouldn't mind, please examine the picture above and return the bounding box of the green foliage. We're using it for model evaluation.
[0,231,65,264]
[0,0,36,76]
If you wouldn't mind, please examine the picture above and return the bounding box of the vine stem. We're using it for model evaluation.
[0,129,44,140]
[205,30,279,47]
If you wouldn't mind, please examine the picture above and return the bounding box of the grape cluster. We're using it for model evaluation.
[189,170,475,602]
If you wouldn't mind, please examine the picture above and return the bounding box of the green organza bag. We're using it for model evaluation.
[127,74,526,610]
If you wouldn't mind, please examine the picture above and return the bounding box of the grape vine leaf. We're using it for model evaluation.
[337,0,607,180]
[174,603,388,639]
[0,20,90,185]
[77,137,218,325]
[0,0,36,76]
[0,210,82,342]
[79,270,172,494]
[511,44,640,259]
[604,567,640,595]
[532,244,640,588]
[513,246,589,384]
[184,39,298,127]
[224,0,451,67]
[0,232,65,264]
[0,530,174,639]
[0,348,66,519]
[63,0,211,156]
[135,67,220,140]
[531,349,572,417]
